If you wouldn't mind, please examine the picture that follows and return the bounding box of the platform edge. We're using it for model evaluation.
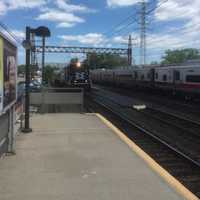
[96,113,199,200]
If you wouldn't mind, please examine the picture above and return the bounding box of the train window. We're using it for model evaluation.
[174,71,180,81]
[155,73,158,79]
[186,75,200,83]
[163,75,167,81]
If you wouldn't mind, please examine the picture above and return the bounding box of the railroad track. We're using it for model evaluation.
[134,106,200,139]
[91,92,200,162]
[94,84,200,123]
[86,94,200,198]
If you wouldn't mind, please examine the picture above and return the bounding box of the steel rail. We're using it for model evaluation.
[90,95,200,168]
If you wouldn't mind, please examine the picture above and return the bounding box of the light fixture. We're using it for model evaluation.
[76,61,81,68]
[22,40,32,50]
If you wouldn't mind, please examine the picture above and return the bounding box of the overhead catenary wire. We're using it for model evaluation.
[139,0,200,63]
[101,0,170,48]
[104,10,140,38]
[146,0,169,16]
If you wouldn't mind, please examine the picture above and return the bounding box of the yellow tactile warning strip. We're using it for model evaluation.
[96,113,199,200]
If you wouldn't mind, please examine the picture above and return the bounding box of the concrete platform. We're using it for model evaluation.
[0,113,186,200]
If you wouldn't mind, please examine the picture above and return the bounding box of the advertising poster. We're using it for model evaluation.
[0,37,3,113]
[3,38,17,110]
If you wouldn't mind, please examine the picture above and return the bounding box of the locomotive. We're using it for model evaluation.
[53,60,91,90]
[91,62,200,98]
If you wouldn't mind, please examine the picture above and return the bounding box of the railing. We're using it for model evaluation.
[15,95,25,131]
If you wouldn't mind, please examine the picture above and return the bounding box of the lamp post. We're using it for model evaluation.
[22,27,32,133]
[22,26,50,132]
[33,27,51,113]
[33,26,51,84]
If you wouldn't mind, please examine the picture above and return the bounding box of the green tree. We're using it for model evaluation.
[18,64,39,76]
[18,65,25,74]
[162,48,200,64]
[43,65,56,84]
[83,53,128,69]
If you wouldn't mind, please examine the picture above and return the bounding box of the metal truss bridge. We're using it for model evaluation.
[34,45,128,55]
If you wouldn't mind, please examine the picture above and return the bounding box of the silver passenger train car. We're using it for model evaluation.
[91,64,200,97]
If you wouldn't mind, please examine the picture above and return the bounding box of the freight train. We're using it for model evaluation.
[91,62,200,98]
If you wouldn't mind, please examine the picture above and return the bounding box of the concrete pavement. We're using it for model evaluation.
[0,113,185,200]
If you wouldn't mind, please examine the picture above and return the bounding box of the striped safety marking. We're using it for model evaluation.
[96,113,199,200]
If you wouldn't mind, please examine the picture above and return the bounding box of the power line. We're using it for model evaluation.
[142,0,200,59]
[136,0,169,65]
[105,10,140,38]
[108,19,140,37]
[146,0,169,16]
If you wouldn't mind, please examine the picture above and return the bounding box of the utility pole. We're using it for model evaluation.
[128,35,132,66]
[140,0,147,65]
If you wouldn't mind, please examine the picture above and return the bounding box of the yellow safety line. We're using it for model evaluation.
[96,113,199,200]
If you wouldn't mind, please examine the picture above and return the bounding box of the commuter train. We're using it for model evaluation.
[91,63,200,97]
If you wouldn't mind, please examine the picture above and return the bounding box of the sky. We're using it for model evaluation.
[0,0,200,65]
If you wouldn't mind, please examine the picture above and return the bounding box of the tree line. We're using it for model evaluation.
[154,48,200,65]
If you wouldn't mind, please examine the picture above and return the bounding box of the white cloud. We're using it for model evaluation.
[59,31,141,47]
[55,0,96,13]
[59,32,136,47]
[56,22,75,28]
[155,0,200,23]
[138,0,200,53]
[11,30,25,40]
[0,0,46,15]
[145,26,200,62]
[59,33,107,46]
[113,36,127,43]
[7,0,46,10]
[36,9,85,27]
[36,1,96,28]
[0,1,6,15]
[0,0,95,29]
[107,0,146,7]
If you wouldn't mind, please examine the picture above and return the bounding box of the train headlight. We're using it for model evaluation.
[76,62,81,68]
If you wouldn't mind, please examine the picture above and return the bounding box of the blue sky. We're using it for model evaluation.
[0,0,199,65]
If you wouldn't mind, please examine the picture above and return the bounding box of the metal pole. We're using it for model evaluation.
[41,36,46,113]
[128,35,132,66]
[22,27,32,133]
[42,36,45,84]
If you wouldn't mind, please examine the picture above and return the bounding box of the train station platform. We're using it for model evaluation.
[0,113,193,200]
